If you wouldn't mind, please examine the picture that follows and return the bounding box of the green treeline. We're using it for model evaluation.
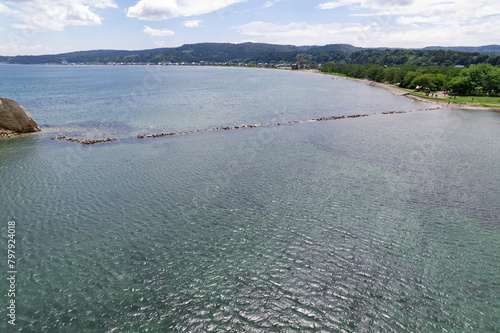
[320,63,500,96]
[346,49,500,67]
[255,49,500,68]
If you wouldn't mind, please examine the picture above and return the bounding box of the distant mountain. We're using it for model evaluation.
[1,42,499,66]
[0,42,309,65]
[422,45,500,55]
[159,42,306,63]
[347,48,500,67]
[0,49,161,65]
[307,44,364,54]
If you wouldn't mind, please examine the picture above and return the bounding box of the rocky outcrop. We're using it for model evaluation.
[0,97,41,137]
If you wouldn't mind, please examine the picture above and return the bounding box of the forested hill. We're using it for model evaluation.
[251,48,500,67]
[346,49,500,66]
[422,45,500,55]
[0,43,308,65]
[1,42,500,67]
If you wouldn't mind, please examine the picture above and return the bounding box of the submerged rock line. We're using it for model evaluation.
[137,109,438,140]
[51,135,117,145]
[51,108,440,144]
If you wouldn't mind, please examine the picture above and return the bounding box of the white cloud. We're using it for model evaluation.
[183,19,202,27]
[11,24,33,30]
[0,3,12,14]
[345,0,500,44]
[395,15,440,25]
[143,25,175,37]
[365,16,500,48]
[0,42,49,56]
[263,0,283,8]
[91,0,119,9]
[317,0,359,10]
[154,41,167,47]
[240,0,499,47]
[232,21,349,44]
[233,10,500,48]
[0,1,118,31]
[126,0,247,21]
[320,0,500,21]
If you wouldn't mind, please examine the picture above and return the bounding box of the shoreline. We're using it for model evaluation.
[365,80,500,111]
[298,69,500,112]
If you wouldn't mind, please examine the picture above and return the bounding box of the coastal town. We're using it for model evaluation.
[4,59,307,69]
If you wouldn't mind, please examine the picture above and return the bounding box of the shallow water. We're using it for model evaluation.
[1,65,499,332]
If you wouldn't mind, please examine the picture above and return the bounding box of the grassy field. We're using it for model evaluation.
[408,91,500,107]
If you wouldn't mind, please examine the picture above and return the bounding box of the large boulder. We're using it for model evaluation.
[0,97,41,136]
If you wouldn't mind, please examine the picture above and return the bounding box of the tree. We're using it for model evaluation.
[410,74,434,90]
[453,63,500,95]
[447,74,473,95]
[402,71,419,88]
[470,63,500,94]
[367,65,385,81]
[383,67,400,83]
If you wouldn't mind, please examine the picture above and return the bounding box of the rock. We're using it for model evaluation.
[51,135,117,145]
[0,97,41,135]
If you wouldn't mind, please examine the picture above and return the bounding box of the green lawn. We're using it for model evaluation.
[321,72,500,109]
[397,88,500,108]
[439,95,500,107]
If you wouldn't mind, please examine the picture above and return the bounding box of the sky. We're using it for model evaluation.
[0,0,499,56]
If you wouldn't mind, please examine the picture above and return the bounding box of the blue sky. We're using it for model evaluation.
[0,0,499,56]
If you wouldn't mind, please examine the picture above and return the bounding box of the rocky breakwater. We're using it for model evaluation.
[51,135,117,145]
[0,97,41,137]
[137,110,422,140]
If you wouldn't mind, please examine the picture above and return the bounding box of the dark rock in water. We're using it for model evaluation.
[0,97,41,137]
[135,109,435,141]
[51,135,117,145]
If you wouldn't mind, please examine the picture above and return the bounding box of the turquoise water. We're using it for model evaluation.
[1,65,499,332]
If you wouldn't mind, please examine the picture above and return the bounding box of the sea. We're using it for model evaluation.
[1,65,499,332]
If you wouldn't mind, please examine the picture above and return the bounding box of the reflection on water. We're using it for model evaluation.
[0,66,499,332]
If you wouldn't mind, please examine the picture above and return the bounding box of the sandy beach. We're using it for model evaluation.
[302,69,500,111]
[365,80,500,111]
